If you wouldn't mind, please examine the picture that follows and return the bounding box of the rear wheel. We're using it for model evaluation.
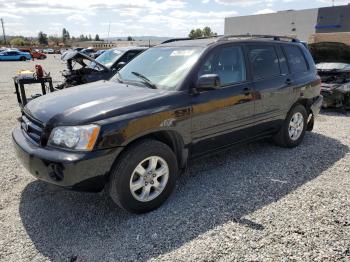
[273,104,307,148]
[19,56,26,61]
[108,139,178,213]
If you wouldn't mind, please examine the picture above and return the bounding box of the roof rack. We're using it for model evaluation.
[217,34,300,42]
[161,34,300,45]
[161,38,192,44]
[161,35,222,44]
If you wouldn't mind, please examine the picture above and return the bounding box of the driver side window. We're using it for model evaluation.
[198,45,246,86]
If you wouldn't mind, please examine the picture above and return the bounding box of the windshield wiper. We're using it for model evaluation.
[131,71,157,89]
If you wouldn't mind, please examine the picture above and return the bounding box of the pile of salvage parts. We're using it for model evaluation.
[14,47,147,108]
[310,42,350,110]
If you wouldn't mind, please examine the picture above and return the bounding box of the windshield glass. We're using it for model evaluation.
[95,49,123,68]
[114,46,204,90]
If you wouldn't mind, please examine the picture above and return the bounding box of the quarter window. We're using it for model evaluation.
[284,45,308,73]
[248,45,280,80]
[198,46,246,86]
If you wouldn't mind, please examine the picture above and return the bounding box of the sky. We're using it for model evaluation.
[0,0,349,38]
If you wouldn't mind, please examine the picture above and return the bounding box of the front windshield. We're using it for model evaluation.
[95,49,123,68]
[114,46,204,90]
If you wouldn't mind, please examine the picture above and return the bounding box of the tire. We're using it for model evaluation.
[19,56,26,61]
[273,104,308,148]
[108,139,178,213]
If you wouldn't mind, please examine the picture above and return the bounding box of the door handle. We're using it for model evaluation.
[285,79,293,85]
[243,87,251,96]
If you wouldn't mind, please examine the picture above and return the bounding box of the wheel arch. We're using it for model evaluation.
[118,130,188,169]
[290,98,314,131]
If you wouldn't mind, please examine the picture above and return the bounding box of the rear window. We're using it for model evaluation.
[284,45,309,73]
[248,45,280,80]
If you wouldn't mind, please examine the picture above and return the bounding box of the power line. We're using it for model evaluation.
[1,18,6,45]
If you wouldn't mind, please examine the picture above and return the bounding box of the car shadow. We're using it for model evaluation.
[19,132,348,261]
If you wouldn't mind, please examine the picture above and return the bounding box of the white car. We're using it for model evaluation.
[43,48,54,54]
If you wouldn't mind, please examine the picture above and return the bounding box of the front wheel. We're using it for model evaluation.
[19,56,26,61]
[273,104,308,148]
[108,139,178,213]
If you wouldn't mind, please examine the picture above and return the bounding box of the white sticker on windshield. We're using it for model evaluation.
[170,50,195,57]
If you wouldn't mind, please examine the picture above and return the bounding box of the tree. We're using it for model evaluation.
[189,28,203,38]
[189,27,217,38]
[203,26,215,37]
[94,34,100,41]
[38,31,48,45]
[88,34,92,41]
[62,28,70,43]
[49,35,60,46]
[127,36,134,41]
[10,37,30,46]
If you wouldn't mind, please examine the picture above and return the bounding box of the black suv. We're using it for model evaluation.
[13,35,323,213]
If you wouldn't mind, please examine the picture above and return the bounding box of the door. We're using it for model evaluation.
[191,44,256,156]
[0,52,6,60]
[7,51,19,61]
[247,44,292,131]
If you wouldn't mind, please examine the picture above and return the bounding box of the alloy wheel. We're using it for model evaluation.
[129,156,169,202]
[288,112,304,141]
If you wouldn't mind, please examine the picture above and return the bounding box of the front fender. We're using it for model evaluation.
[95,108,192,150]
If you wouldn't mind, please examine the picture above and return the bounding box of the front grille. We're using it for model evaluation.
[21,114,44,144]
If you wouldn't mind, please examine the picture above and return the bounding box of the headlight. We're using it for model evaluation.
[48,125,100,151]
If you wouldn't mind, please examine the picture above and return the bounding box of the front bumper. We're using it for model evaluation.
[12,127,122,191]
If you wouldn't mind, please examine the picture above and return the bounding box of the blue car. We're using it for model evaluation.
[0,50,32,61]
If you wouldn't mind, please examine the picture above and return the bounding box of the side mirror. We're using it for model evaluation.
[116,61,126,70]
[196,74,220,91]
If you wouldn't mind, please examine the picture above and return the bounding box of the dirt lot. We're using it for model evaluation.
[0,56,349,261]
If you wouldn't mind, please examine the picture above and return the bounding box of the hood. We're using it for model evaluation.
[316,62,350,72]
[61,51,109,71]
[24,80,167,125]
[309,42,350,64]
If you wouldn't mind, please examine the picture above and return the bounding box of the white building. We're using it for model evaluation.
[225,4,350,42]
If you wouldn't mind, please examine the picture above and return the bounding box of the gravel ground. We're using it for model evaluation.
[0,56,349,261]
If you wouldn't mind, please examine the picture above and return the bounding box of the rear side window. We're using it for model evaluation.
[284,45,308,73]
[198,45,246,86]
[248,45,280,80]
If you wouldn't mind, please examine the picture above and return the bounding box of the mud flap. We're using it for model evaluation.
[307,96,323,131]
[307,114,314,131]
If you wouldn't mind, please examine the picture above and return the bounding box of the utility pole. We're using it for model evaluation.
[332,0,335,7]
[107,22,111,43]
[1,18,6,45]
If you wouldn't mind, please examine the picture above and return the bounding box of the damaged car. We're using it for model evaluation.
[57,47,147,89]
[309,42,350,109]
